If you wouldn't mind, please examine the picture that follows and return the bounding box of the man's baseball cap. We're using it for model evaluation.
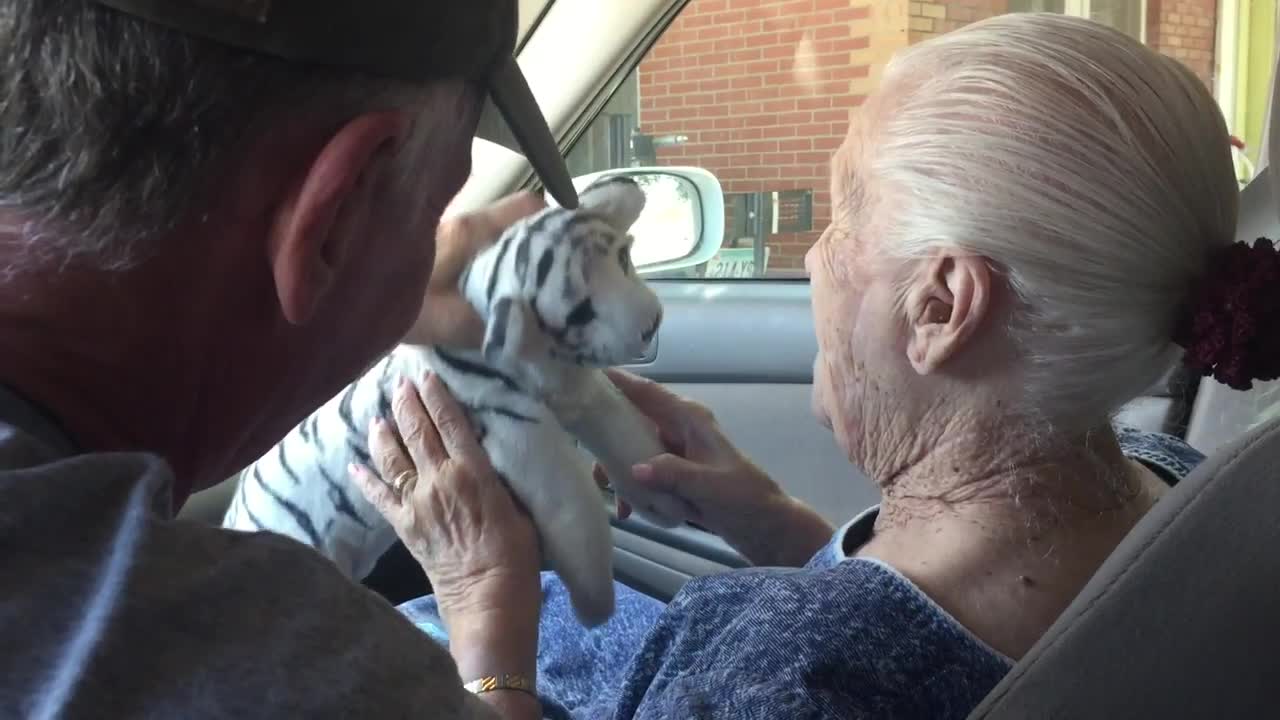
[91,0,580,209]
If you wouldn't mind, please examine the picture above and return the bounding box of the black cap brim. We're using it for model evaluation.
[91,0,580,210]
[475,57,580,210]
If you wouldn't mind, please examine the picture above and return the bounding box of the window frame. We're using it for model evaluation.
[1065,0,1148,43]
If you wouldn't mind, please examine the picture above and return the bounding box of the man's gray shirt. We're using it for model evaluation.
[0,385,488,719]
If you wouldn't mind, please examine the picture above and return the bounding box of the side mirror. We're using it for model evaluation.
[545,166,725,275]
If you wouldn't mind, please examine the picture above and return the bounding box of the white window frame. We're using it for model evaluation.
[1062,0,1148,43]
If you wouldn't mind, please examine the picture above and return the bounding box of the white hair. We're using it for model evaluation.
[864,12,1237,431]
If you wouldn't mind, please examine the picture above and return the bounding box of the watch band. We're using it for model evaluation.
[463,673,537,697]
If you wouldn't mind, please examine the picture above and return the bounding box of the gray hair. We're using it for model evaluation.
[0,1,440,273]
[864,12,1237,431]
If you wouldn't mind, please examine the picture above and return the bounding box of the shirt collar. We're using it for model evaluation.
[0,383,80,458]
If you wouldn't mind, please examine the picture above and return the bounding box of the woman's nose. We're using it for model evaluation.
[804,242,817,278]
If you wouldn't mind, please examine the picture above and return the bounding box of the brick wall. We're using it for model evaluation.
[636,0,903,270]
[1146,0,1218,90]
[638,0,1218,270]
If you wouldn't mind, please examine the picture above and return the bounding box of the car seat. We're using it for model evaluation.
[968,53,1280,720]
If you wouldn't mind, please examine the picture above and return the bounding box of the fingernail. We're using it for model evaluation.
[347,463,361,478]
[369,417,384,433]
[398,376,412,393]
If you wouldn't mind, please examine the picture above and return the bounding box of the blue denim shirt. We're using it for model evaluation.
[400,426,1204,719]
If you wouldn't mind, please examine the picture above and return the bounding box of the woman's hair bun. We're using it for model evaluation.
[1175,238,1280,390]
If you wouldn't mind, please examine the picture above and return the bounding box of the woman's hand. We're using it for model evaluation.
[601,370,835,568]
[403,191,546,349]
[350,373,541,702]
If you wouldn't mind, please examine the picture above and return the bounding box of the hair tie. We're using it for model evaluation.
[1173,237,1280,390]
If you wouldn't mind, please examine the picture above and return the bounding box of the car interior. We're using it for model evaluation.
[177,0,1280,714]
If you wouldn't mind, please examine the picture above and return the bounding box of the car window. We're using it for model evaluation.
[565,0,1248,279]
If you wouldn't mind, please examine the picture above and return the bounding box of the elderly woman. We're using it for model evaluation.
[348,12,1270,720]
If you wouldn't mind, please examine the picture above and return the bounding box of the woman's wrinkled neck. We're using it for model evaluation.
[873,410,1154,533]
[856,399,1167,659]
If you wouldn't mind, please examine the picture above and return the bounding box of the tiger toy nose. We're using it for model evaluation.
[640,309,662,344]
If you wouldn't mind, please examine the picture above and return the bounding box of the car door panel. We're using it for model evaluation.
[608,279,880,600]
[633,280,878,524]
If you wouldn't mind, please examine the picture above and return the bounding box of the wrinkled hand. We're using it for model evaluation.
[599,370,834,567]
[350,373,541,632]
[403,191,546,349]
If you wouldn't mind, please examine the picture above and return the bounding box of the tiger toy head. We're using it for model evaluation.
[469,175,664,374]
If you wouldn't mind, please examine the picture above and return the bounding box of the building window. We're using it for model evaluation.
[1009,0,1146,41]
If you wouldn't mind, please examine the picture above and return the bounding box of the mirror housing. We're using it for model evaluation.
[546,166,724,275]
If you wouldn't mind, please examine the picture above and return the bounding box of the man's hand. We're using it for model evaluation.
[403,191,545,349]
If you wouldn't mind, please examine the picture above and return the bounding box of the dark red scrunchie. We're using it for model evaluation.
[1173,237,1280,391]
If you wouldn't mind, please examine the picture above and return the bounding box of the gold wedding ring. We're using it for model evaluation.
[390,470,417,499]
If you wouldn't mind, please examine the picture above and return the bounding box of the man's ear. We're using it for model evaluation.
[904,254,991,375]
[268,111,410,325]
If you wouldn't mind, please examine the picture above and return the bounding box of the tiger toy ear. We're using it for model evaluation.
[578,175,646,233]
[482,296,548,367]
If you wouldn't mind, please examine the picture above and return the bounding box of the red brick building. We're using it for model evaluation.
[566,0,1221,273]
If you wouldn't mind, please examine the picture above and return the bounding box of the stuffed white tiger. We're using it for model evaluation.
[222,176,687,626]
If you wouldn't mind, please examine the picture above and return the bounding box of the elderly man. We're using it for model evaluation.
[0,1,575,718]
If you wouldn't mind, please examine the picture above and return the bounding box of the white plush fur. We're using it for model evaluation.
[224,177,677,627]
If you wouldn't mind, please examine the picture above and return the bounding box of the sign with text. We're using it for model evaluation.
[703,246,771,278]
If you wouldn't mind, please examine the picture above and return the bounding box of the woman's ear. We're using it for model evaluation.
[904,253,991,375]
[267,110,410,325]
